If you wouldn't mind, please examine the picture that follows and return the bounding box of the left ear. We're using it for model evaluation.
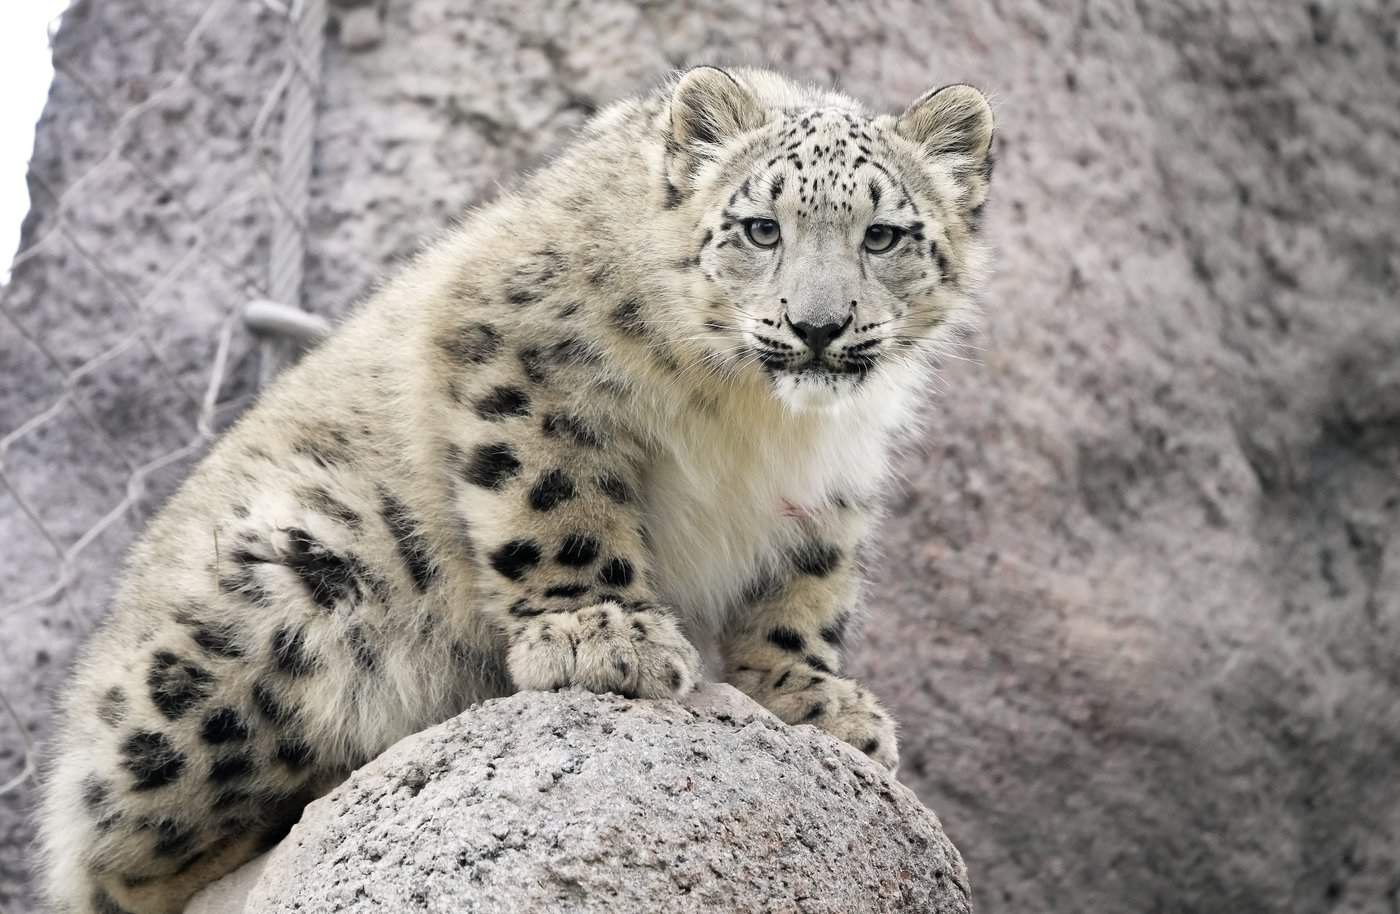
[896,84,995,212]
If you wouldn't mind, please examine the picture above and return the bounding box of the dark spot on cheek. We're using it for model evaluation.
[804,654,832,674]
[862,738,881,755]
[489,539,543,581]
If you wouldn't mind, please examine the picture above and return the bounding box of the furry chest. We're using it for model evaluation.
[639,432,842,634]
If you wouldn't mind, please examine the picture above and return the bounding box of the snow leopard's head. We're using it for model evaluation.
[666,66,993,412]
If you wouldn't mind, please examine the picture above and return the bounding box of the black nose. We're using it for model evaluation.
[787,316,850,354]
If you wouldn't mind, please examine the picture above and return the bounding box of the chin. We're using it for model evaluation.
[769,370,860,412]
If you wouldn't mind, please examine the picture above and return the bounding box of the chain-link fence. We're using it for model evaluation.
[0,1,329,904]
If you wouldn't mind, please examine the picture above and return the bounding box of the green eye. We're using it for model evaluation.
[743,218,782,248]
[863,224,903,254]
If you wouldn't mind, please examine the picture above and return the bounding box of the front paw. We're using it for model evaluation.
[733,666,899,770]
[507,601,702,699]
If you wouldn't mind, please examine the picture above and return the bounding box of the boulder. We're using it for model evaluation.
[188,685,971,914]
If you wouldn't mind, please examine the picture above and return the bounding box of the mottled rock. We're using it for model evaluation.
[190,685,970,914]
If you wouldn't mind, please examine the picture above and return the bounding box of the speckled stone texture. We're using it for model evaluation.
[4,1,1399,912]
[188,685,970,914]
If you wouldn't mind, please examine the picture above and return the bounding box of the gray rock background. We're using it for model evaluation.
[2,0,1398,912]
[188,685,970,914]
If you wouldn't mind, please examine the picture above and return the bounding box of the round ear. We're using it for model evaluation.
[670,66,765,148]
[895,84,994,165]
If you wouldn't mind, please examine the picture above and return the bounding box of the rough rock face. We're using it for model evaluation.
[188,686,971,914]
[3,1,1399,912]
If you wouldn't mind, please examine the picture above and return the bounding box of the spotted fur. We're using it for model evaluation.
[37,66,993,913]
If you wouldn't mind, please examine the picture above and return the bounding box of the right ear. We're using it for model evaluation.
[670,66,765,148]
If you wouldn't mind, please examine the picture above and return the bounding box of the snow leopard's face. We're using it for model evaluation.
[671,69,993,411]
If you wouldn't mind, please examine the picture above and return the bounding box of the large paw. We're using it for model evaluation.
[732,666,899,770]
[507,601,702,699]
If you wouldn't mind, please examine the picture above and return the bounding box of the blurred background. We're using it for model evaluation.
[1,1,1397,912]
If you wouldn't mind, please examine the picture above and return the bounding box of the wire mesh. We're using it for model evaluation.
[0,2,328,898]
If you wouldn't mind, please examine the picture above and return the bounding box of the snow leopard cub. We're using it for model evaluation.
[37,66,994,913]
